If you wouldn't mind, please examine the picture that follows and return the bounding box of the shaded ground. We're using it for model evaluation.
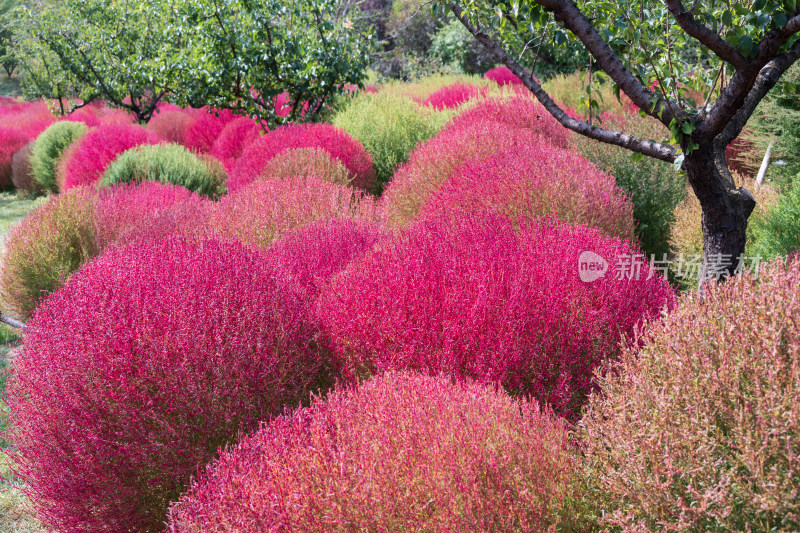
[0,74,22,98]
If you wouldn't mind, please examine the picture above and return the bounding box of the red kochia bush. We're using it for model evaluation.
[210,117,262,172]
[0,127,35,187]
[211,176,379,250]
[148,109,197,144]
[8,238,332,533]
[266,218,383,299]
[61,124,162,190]
[318,213,675,419]
[422,144,637,240]
[168,372,581,532]
[444,94,571,147]
[483,65,525,86]
[183,108,237,154]
[423,82,484,110]
[228,123,375,192]
[94,182,212,249]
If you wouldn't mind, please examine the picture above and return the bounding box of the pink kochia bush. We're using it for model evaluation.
[210,117,262,172]
[266,218,384,299]
[94,182,212,249]
[483,65,526,86]
[7,238,333,533]
[318,213,675,418]
[422,144,637,240]
[183,108,237,154]
[0,127,36,187]
[168,372,582,532]
[423,82,485,110]
[229,123,376,192]
[148,109,197,144]
[211,176,379,250]
[61,124,162,190]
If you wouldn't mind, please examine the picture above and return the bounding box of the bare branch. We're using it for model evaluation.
[447,3,677,163]
[664,0,748,70]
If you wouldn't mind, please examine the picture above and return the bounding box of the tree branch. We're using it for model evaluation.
[447,2,677,163]
[664,0,748,70]
[531,0,678,126]
[718,39,800,147]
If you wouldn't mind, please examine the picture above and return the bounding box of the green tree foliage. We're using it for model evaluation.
[0,0,18,77]
[166,0,372,126]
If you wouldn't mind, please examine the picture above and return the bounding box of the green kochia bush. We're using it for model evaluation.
[31,122,88,192]
[581,256,800,531]
[332,92,446,191]
[100,143,227,198]
[750,178,800,259]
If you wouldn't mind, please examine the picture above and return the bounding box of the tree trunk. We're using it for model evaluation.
[684,142,756,282]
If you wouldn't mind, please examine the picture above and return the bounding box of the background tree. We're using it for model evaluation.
[447,0,800,280]
[0,0,18,77]
[165,0,372,126]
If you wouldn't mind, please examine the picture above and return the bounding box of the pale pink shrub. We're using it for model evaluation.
[382,121,540,226]
[183,108,237,154]
[423,82,484,110]
[94,182,212,249]
[7,237,333,533]
[168,372,582,532]
[97,108,135,126]
[209,117,262,172]
[61,124,162,190]
[317,212,674,419]
[211,176,378,250]
[63,107,101,127]
[422,144,636,239]
[228,123,376,192]
[261,147,355,186]
[581,256,800,532]
[148,109,197,144]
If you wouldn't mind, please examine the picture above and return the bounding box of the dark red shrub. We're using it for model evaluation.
[61,124,162,190]
[421,144,636,239]
[11,141,44,196]
[229,123,376,192]
[148,110,197,145]
[317,212,675,419]
[94,182,212,249]
[210,117,263,172]
[423,83,485,110]
[183,108,237,154]
[167,372,582,532]
[0,127,35,188]
[483,65,525,86]
[7,237,334,533]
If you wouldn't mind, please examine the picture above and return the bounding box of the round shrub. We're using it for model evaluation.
[168,372,582,532]
[61,124,162,190]
[100,143,227,199]
[0,127,34,188]
[229,123,376,193]
[211,176,378,250]
[424,82,485,110]
[317,212,675,419]
[581,257,800,532]
[444,94,571,148]
[7,238,333,533]
[0,187,98,321]
[483,65,525,86]
[265,218,384,299]
[261,147,354,186]
[382,121,543,226]
[421,144,636,240]
[210,117,262,171]
[11,141,44,197]
[94,182,212,249]
[749,179,800,260]
[97,109,136,126]
[63,107,101,127]
[183,108,237,154]
[332,92,447,189]
[148,109,197,145]
[30,121,88,192]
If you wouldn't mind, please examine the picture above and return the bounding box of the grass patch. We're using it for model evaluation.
[0,74,22,98]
